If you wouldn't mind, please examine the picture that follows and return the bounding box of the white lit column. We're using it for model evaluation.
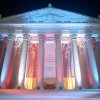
[0,34,14,88]
[36,34,45,89]
[55,34,63,89]
[70,34,82,89]
[17,33,29,88]
[86,34,99,88]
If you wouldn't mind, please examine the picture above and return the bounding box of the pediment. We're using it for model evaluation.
[0,5,100,23]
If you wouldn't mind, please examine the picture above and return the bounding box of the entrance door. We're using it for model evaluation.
[44,41,56,89]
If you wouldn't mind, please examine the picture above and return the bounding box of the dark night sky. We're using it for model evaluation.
[0,0,100,18]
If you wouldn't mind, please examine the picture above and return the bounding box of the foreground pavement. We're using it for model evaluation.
[0,89,100,100]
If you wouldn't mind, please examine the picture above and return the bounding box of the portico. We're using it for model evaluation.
[0,4,100,90]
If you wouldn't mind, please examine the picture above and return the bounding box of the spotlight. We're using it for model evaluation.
[79,86,82,89]
[37,86,40,90]
[17,86,21,89]
[59,86,62,90]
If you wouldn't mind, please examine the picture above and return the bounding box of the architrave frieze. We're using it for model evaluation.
[0,24,100,34]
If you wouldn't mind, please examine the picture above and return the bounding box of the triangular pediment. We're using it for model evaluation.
[0,5,100,23]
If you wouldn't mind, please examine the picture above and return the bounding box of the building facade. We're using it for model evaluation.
[0,4,100,90]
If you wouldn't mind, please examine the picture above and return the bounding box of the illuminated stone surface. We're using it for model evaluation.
[0,4,100,91]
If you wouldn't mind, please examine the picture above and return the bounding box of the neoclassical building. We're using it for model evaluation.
[0,4,100,90]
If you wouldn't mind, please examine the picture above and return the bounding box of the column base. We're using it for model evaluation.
[75,86,82,90]
[56,84,64,90]
[37,86,40,90]
[16,85,25,90]
[79,86,82,89]
[36,86,44,90]
[36,82,44,90]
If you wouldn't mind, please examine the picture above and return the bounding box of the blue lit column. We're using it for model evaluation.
[86,34,99,88]
[17,33,29,89]
[55,34,63,89]
[70,34,82,89]
[36,34,45,89]
[0,34,14,88]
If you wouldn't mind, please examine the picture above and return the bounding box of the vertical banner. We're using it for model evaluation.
[24,43,38,89]
[62,43,75,89]
[62,44,68,78]
[44,41,56,88]
[26,43,38,78]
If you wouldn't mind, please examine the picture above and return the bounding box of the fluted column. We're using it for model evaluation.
[70,34,82,89]
[36,34,45,89]
[17,33,29,88]
[86,34,99,88]
[55,34,63,89]
[79,39,91,89]
[0,34,14,88]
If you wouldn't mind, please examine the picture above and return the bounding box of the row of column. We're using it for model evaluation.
[0,33,99,89]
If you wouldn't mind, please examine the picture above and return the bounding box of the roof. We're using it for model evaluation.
[0,4,100,23]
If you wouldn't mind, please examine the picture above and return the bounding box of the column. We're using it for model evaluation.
[55,34,63,89]
[14,41,22,88]
[17,33,29,88]
[0,34,14,88]
[36,34,45,89]
[86,34,99,88]
[70,34,82,89]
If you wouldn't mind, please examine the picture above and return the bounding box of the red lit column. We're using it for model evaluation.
[17,33,29,89]
[36,34,45,89]
[70,34,82,89]
[55,34,63,89]
[86,34,99,88]
[0,34,14,88]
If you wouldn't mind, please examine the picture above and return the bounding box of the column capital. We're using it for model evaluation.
[97,34,100,40]
[8,33,15,40]
[55,34,61,40]
[23,33,30,40]
[84,34,92,40]
[38,34,45,40]
[70,34,77,39]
